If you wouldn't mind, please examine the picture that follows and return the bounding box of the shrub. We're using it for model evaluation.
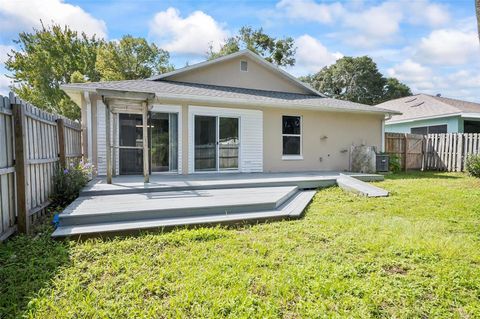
[389,154,401,173]
[465,154,480,178]
[51,160,94,206]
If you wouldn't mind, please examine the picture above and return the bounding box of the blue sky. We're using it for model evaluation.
[0,0,478,101]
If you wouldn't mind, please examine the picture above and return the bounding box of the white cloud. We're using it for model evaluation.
[0,0,107,38]
[387,59,434,90]
[149,8,229,55]
[387,59,480,101]
[274,0,450,48]
[0,74,11,96]
[276,0,344,24]
[343,2,403,41]
[415,29,479,65]
[292,35,342,75]
[406,1,450,27]
[0,45,14,65]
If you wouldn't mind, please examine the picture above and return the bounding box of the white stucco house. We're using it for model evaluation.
[61,50,398,183]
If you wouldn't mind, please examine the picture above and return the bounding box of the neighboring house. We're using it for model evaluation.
[61,50,397,180]
[378,94,480,134]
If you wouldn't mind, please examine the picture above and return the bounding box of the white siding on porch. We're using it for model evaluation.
[96,101,118,176]
[188,106,263,173]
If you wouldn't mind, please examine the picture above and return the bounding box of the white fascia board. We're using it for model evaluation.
[386,112,462,124]
[460,113,480,119]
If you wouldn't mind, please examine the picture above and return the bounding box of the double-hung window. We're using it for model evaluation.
[282,115,302,159]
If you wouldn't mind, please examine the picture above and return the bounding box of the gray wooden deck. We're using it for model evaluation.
[52,171,387,238]
[81,171,384,196]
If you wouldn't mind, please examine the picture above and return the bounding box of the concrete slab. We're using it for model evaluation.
[337,174,389,197]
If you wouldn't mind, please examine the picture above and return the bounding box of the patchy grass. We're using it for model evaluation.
[1,172,480,318]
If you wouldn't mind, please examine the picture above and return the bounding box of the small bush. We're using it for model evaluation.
[51,160,94,206]
[389,154,401,173]
[465,154,480,178]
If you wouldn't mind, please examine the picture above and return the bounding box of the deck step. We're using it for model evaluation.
[336,174,389,197]
[58,186,298,226]
[51,190,316,238]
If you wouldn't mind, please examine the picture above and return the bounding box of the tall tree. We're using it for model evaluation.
[301,56,412,105]
[382,77,412,102]
[5,23,102,120]
[96,35,173,81]
[208,26,296,66]
[6,28,174,120]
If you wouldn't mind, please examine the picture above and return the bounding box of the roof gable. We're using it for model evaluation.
[149,50,320,95]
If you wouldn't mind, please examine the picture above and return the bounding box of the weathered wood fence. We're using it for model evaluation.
[424,133,480,171]
[385,133,424,170]
[0,93,82,241]
[385,132,480,172]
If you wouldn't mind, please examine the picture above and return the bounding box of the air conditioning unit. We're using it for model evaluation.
[376,154,389,172]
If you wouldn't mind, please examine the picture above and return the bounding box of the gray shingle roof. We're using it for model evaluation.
[377,94,480,123]
[62,79,396,114]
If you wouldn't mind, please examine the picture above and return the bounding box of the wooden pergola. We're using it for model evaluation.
[100,90,155,184]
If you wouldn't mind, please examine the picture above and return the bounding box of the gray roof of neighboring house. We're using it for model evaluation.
[377,94,480,123]
[62,79,397,115]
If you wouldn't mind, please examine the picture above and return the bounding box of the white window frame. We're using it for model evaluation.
[281,115,303,160]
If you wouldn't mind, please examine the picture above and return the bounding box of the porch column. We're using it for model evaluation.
[143,101,149,183]
[105,101,112,184]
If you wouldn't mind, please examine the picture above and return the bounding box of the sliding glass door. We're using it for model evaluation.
[194,116,217,171]
[219,117,239,170]
[194,115,239,172]
[150,112,178,173]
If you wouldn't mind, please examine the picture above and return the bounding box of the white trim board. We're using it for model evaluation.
[188,105,263,174]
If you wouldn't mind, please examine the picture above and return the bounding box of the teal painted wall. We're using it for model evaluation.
[385,116,462,133]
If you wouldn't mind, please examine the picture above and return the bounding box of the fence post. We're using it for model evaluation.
[56,118,66,168]
[403,133,408,171]
[12,96,30,234]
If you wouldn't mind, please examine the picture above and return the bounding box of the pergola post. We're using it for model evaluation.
[143,102,149,183]
[105,101,112,184]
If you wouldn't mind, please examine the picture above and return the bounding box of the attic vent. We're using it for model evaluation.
[411,102,425,107]
[240,60,248,72]
[405,97,417,103]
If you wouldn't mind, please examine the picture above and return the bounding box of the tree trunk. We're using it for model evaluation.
[477,0,480,43]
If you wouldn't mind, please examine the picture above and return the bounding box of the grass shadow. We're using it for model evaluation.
[383,171,464,181]
[0,216,71,319]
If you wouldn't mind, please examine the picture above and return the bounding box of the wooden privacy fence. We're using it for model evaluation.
[385,133,424,171]
[385,132,480,172]
[424,133,480,172]
[0,93,82,240]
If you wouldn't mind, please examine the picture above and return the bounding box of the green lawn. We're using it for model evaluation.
[1,172,480,318]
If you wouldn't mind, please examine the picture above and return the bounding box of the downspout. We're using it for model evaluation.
[382,113,393,153]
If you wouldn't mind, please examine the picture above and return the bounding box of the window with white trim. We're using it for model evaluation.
[282,115,302,157]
